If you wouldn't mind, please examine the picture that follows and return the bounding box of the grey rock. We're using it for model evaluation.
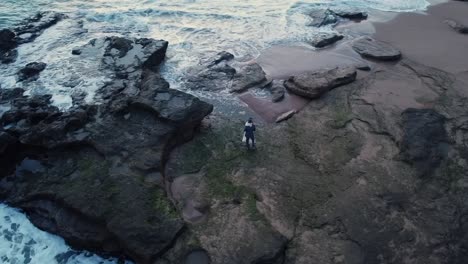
[284,67,357,99]
[352,37,402,61]
[230,63,267,93]
[331,9,368,20]
[266,80,286,102]
[17,62,47,82]
[307,9,338,27]
[310,32,344,48]
[0,12,65,64]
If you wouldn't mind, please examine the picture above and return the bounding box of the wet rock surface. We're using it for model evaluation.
[0,35,213,263]
[184,53,267,93]
[159,56,468,264]
[307,9,338,27]
[309,32,344,48]
[284,67,357,99]
[17,62,47,82]
[352,37,402,61]
[331,9,368,20]
[266,80,286,102]
[0,12,65,63]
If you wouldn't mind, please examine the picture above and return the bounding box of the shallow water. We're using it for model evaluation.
[0,0,432,263]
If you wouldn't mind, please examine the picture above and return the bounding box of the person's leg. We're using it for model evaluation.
[246,136,251,149]
[251,135,256,148]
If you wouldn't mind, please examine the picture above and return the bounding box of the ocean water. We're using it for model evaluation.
[0,0,431,263]
[0,0,431,108]
[0,204,128,264]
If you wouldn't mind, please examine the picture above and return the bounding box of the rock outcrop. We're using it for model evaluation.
[159,58,468,264]
[307,9,338,27]
[0,36,213,264]
[265,80,286,102]
[0,12,65,63]
[284,67,357,99]
[17,62,47,82]
[310,32,344,48]
[352,37,402,61]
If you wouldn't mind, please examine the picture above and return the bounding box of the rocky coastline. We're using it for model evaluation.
[1,1,468,264]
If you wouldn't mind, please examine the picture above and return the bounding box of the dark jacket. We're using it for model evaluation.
[244,123,256,138]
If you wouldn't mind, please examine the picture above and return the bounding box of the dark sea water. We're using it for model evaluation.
[0,0,431,263]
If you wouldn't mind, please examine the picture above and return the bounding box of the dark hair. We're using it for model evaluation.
[248,118,253,123]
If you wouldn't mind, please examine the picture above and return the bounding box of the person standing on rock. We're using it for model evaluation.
[244,118,256,150]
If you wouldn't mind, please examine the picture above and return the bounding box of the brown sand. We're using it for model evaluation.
[239,92,310,123]
[374,1,468,74]
[243,1,468,123]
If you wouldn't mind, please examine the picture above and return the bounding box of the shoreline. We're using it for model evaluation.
[239,0,467,123]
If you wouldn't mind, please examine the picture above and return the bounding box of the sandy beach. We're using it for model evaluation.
[240,0,468,123]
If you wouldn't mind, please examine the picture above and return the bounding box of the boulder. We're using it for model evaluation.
[352,37,402,61]
[0,29,18,63]
[310,32,344,48]
[207,51,234,67]
[17,62,47,81]
[230,63,267,93]
[331,9,368,20]
[307,9,338,27]
[265,80,286,102]
[444,19,468,34]
[284,67,357,99]
[0,29,17,52]
[102,37,168,78]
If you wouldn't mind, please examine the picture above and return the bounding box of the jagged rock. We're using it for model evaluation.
[208,51,234,67]
[444,19,468,34]
[185,63,236,91]
[265,80,286,102]
[0,36,213,264]
[0,12,65,64]
[331,9,368,20]
[399,108,448,177]
[307,9,338,27]
[14,11,66,44]
[102,37,168,78]
[0,29,17,51]
[310,32,344,48]
[230,63,267,93]
[284,67,357,99]
[0,29,18,63]
[0,88,25,101]
[352,37,402,61]
[17,62,47,81]
[276,110,297,123]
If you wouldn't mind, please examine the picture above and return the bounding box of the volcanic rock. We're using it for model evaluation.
[307,9,338,27]
[17,62,47,82]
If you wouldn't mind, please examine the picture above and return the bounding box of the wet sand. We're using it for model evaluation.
[242,0,468,123]
[374,1,468,74]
